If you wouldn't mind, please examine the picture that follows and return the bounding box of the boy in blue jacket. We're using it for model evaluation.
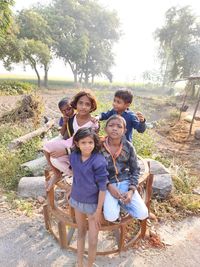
[97,89,146,142]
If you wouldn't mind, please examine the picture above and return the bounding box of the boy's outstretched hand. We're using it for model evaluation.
[136,111,145,122]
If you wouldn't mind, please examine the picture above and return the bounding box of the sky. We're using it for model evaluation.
[1,0,200,82]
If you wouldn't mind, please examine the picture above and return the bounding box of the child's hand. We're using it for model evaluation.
[121,191,133,204]
[136,111,145,122]
[63,115,69,122]
[90,116,99,123]
[50,148,66,158]
[93,209,102,230]
[108,184,123,200]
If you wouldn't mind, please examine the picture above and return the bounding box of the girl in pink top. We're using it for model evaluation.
[44,90,99,191]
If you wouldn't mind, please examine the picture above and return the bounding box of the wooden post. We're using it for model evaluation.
[43,204,51,231]
[45,170,55,208]
[58,221,67,249]
[189,87,200,136]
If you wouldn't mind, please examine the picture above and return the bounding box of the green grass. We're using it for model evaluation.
[0,74,163,92]
[0,123,42,189]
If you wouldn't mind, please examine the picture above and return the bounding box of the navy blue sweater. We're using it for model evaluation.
[70,151,108,204]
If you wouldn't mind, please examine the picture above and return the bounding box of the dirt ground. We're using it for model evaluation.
[0,206,200,267]
[0,89,200,266]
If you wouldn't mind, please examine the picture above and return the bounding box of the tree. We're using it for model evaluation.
[22,39,51,88]
[0,0,16,68]
[0,0,14,38]
[154,6,200,85]
[46,0,120,84]
[77,1,119,84]
[16,9,53,87]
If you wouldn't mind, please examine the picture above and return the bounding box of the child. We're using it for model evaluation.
[43,90,99,191]
[69,127,108,267]
[43,97,74,188]
[98,89,146,142]
[58,97,75,139]
[101,115,148,222]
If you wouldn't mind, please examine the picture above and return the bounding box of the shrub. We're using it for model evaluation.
[0,124,41,190]
[0,81,34,95]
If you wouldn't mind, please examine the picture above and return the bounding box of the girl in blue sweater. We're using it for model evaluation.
[69,127,108,267]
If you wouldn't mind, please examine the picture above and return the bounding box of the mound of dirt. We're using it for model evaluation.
[157,119,200,143]
[0,94,44,126]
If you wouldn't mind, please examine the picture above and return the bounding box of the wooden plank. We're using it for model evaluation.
[58,221,67,249]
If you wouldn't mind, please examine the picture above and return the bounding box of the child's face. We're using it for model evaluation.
[76,136,95,157]
[60,104,74,118]
[76,95,92,115]
[105,118,125,139]
[113,97,130,113]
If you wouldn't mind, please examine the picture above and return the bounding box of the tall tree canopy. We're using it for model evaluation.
[45,0,120,83]
[0,0,120,86]
[16,9,53,87]
[155,6,200,85]
[0,0,14,38]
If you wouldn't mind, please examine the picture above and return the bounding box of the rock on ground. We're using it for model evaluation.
[18,176,46,198]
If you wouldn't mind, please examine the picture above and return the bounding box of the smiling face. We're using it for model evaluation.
[76,95,92,115]
[60,103,74,117]
[105,118,126,140]
[112,97,130,114]
[76,136,95,157]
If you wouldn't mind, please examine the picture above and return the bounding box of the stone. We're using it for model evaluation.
[194,129,200,140]
[18,176,46,198]
[147,159,170,175]
[192,187,200,195]
[184,115,193,123]
[21,156,47,176]
[152,173,173,200]
[37,196,46,204]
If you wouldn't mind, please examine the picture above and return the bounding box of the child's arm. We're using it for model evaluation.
[136,111,145,122]
[93,190,106,229]
[60,116,69,136]
[128,145,140,187]
[131,112,147,133]
[98,109,115,121]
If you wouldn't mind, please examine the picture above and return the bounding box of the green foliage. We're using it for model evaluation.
[0,124,41,190]
[151,157,200,219]
[44,0,120,83]
[0,0,14,37]
[133,131,155,157]
[0,81,34,95]
[155,6,200,84]
[5,191,33,216]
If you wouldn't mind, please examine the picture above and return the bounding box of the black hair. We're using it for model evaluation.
[73,127,101,153]
[105,114,126,128]
[114,89,133,104]
[58,97,70,110]
[70,90,97,112]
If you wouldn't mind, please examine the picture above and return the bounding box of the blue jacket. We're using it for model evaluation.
[100,109,146,142]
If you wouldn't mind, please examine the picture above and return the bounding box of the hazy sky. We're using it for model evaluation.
[1,0,200,82]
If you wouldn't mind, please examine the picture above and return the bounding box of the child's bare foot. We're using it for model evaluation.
[46,175,61,192]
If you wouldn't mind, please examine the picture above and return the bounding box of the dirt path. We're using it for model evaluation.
[0,206,200,267]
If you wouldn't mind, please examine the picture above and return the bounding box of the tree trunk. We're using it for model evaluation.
[8,119,55,150]
[44,65,49,88]
[33,64,41,88]
[91,75,94,84]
